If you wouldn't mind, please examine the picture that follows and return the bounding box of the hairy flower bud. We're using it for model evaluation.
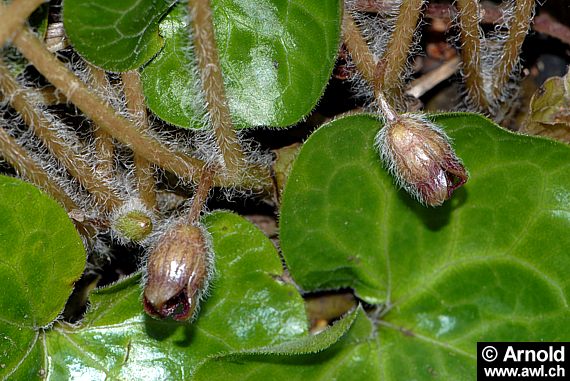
[114,210,153,241]
[111,200,154,243]
[375,114,468,206]
[143,223,213,321]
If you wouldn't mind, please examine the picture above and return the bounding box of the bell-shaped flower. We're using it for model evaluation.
[375,114,468,206]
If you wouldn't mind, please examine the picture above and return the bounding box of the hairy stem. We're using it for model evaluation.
[12,27,204,181]
[87,66,115,177]
[0,61,123,211]
[0,125,78,212]
[342,12,378,89]
[9,26,271,190]
[493,0,535,100]
[0,0,44,46]
[188,0,244,176]
[343,11,396,119]
[376,92,398,122]
[187,167,214,225]
[456,0,490,111]
[377,0,424,99]
[122,70,156,210]
[20,86,66,106]
[0,127,98,239]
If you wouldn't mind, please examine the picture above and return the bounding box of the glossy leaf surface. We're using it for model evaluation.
[63,0,173,71]
[39,211,307,380]
[192,307,369,380]
[278,113,570,378]
[142,0,341,128]
[0,176,85,380]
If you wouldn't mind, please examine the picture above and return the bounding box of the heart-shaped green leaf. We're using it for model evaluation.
[278,113,570,378]
[142,0,342,128]
[0,175,86,380]
[63,0,173,72]
[39,211,307,379]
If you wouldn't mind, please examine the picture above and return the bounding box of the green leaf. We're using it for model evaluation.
[192,307,368,380]
[141,3,208,129]
[142,0,342,128]
[279,113,570,378]
[40,211,308,380]
[0,175,86,380]
[63,0,173,72]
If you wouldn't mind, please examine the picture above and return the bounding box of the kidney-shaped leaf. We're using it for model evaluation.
[63,0,174,72]
[278,113,570,378]
[39,211,308,380]
[0,175,86,380]
[142,0,342,128]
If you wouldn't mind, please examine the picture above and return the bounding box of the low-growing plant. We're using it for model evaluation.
[1,0,569,380]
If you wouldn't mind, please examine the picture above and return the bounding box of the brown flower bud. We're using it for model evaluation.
[375,114,468,206]
[143,223,213,321]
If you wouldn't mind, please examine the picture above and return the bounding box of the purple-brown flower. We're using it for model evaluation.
[143,223,213,321]
[375,114,468,206]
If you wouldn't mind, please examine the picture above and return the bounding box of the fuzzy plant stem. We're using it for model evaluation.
[342,11,397,119]
[88,66,115,177]
[188,0,244,176]
[376,92,399,123]
[493,0,535,100]
[455,0,490,111]
[122,70,157,210]
[0,127,98,240]
[0,61,123,211]
[377,0,425,98]
[342,12,378,89]
[0,125,78,212]
[187,167,214,225]
[0,0,45,47]
[15,86,65,106]
[11,27,204,182]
